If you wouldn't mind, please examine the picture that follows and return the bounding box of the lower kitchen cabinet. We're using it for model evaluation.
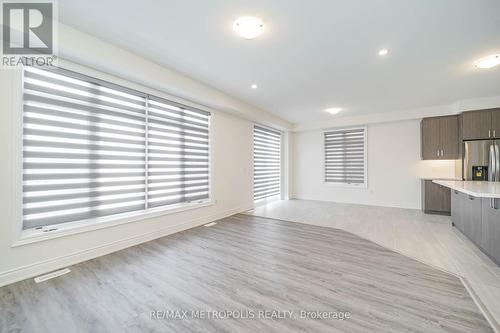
[422,180,451,215]
[462,194,483,247]
[452,194,500,265]
[481,198,500,264]
[451,190,463,231]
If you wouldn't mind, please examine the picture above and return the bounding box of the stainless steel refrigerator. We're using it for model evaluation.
[464,140,500,181]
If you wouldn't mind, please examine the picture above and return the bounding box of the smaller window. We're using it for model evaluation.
[324,127,367,186]
[253,125,281,201]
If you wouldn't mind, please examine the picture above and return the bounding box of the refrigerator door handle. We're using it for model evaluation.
[495,144,500,181]
[489,144,495,181]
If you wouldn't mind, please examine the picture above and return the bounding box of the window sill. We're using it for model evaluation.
[12,200,214,247]
[323,182,368,189]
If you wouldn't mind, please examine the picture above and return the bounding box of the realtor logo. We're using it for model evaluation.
[1,1,57,67]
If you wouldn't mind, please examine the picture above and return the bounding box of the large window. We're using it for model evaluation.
[22,66,210,230]
[324,127,367,186]
[253,125,281,201]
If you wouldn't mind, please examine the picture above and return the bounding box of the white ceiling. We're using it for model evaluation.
[59,0,500,124]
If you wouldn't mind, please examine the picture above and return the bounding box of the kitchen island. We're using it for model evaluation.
[433,180,500,265]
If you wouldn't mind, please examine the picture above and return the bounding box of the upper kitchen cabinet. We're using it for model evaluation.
[440,116,460,159]
[462,108,500,140]
[421,117,441,159]
[492,109,500,138]
[421,115,459,160]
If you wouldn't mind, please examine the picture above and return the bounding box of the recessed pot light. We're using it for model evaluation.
[378,48,389,56]
[233,16,264,39]
[325,107,343,115]
[475,54,500,69]
[251,84,258,89]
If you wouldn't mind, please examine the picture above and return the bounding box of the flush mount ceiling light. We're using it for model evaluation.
[475,54,500,69]
[325,107,343,115]
[378,48,389,56]
[251,84,258,89]
[233,16,264,39]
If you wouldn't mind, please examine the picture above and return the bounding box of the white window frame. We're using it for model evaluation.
[11,59,215,246]
[322,126,368,189]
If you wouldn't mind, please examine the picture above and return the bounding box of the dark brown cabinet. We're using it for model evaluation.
[492,110,500,138]
[421,118,440,159]
[421,116,458,159]
[462,108,500,140]
[421,180,451,215]
[440,116,460,159]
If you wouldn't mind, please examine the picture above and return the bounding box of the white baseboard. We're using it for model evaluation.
[0,205,252,288]
[291,196,419,210]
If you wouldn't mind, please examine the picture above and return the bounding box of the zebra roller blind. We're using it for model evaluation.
[324,127,366,185]
[146,96,210,209]
[253,125,281,201]
[22,66,210,229]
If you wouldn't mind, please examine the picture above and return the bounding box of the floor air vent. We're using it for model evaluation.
[34,268,71,283]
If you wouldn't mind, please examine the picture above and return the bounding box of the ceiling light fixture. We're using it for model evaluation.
[378,48,389,56]
[475,54,500,69]
[251,84,258,89]
[325,107,343,115]
[233,16,264,39]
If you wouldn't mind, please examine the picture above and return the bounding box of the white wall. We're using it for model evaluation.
[0,24,287,286]
[292,119,457,209]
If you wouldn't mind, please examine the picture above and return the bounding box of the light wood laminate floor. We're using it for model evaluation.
[0,213,494,332]
[248,199,500,331]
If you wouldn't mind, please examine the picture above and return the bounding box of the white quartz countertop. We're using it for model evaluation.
[420,177,462,181]
[433,180,500,199]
